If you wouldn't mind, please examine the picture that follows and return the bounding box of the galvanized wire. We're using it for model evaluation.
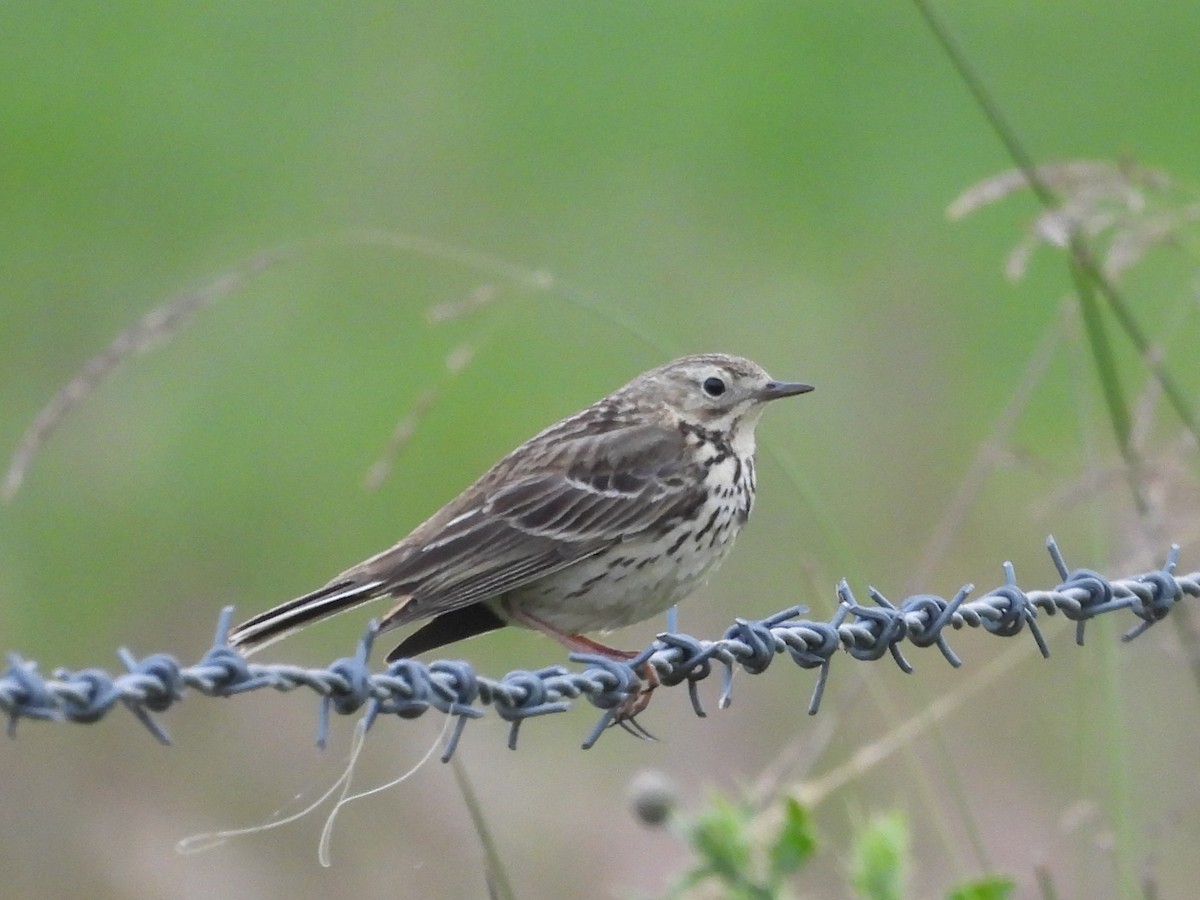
[3,537,1196,755]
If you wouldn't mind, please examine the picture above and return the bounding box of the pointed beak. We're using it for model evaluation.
[757,380,814,402]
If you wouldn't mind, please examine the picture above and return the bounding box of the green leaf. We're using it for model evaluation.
[688,797,756,884]
[946,875,1016,900]
[769,798,817,880]
[851,811,908,900]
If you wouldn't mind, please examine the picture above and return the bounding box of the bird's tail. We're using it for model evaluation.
[227,578,387,655]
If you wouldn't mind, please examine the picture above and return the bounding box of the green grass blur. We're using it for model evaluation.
[2,4,1198,898]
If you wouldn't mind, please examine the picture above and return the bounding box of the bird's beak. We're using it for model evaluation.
[758,380,814,401]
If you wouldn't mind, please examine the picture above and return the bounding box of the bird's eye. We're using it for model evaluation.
[702,376,727,397]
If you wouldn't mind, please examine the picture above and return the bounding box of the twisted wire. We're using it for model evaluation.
[3,537,1196,755]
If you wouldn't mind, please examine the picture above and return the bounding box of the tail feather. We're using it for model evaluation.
[228,578,387,655]
[385,604,507,661]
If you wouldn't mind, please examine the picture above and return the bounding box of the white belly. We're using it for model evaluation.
[502,457,753,634]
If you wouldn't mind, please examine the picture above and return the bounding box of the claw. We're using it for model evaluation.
[607,659,660,738]
[615,715,658,741]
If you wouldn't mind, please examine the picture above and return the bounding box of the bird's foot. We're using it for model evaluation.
[507,610,660,738]
[610,660,660,740]
[547,633,660,732]
[551,632,660,738]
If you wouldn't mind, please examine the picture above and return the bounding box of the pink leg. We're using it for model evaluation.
[506,608,638,659]
[507,607,659,722]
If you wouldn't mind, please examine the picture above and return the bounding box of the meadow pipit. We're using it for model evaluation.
[230,354,812,669]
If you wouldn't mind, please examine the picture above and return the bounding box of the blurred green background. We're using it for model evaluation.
[3,3,1198,898]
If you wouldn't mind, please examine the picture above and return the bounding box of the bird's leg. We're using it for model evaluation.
[505,607,635,657]
[507,608,659,723]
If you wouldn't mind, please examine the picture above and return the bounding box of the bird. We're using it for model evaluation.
[228,353,813,668]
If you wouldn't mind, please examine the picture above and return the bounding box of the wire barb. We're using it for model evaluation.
[2,539,1196,755]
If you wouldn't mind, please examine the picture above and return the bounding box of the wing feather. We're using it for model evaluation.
[371,421,705,629]
[230,416,707,651]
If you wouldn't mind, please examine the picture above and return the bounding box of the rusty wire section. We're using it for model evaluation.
[3,537,1196,754]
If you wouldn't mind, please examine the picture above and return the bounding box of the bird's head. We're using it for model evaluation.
[626,353,813,443]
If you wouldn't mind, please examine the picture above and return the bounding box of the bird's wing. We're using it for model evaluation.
[368,421,707,630]
[228,420,706,654]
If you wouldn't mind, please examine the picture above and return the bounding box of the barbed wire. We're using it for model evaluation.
[2,537,1196,756]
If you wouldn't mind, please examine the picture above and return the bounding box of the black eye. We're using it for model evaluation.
[702,376,726,397]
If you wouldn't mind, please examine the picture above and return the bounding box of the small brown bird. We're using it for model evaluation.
[229,354,812,664]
